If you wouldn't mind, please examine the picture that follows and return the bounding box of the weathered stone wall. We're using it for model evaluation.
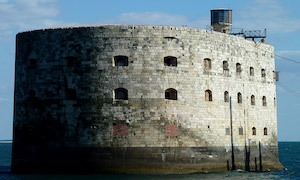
[12,25,283,173]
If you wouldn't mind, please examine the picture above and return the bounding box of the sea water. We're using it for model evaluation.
[0,142,299,180]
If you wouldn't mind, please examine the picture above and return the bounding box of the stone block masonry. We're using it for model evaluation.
[12,25,284,173]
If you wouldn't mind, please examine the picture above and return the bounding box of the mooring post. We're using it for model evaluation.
[259,141,263,171]
[230,96,236,170]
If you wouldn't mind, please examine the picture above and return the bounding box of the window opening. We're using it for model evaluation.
[165,88,177,100]
[237,92,242,104]
[251,95,255,105]
[28,90,36,99]
[226,126,230,135]
[66,88,76,100]
[28,58,37,68]
[261,69,266,78]
[264,127,268,135]
[114,56,128,66]
[252,127,256,135]
[239,126,243,135]
[224,91,229,102]
[115,88,128,100]
[262,96,267,106]
[65,56,77,66]
[236,63,241,74]
[205,90,212,101]
[223,61,229,70]
[164,56,177,67]
[250,67,254,76]
[204,58,212,70]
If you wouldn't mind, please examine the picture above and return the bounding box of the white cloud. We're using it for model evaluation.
[101,12,209,28]
[0,0,71,41]
[235,0,300,33]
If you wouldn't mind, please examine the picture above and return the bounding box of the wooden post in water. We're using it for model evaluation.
[259,141,263,171]
[230,96,236,170]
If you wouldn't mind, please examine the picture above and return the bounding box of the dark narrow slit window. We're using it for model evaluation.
[223,61,229,71]
[236,63,241,74]
[28,58,37,68]
[66,88,76,100]
[226,126,230,135]
[252,127,256,135]
[114,56,128,66]
[205,90,212,101]
[65,56,77,66]
[164,56,177,67]
[237,92,242,104]
[224,91,229,102]
[204,58,212,70]
[261,69,266,78]
[115,88,128,100]
[239,126,243,135]
[262,96,267,106]
[223,61,229,76]
[250,67,254,76]
[165,88,177,100]
[28,89,36,99]
[264,127,268,135]
[251,95,255,105]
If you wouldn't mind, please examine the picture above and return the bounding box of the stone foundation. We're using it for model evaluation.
[12,144,283,173]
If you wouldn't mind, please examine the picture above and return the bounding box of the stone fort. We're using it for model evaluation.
[12,9,283,173]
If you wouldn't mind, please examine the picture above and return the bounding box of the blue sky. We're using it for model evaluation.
[1,0,300,141]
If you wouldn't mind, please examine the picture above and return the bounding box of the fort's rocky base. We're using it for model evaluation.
[12,145,283,173]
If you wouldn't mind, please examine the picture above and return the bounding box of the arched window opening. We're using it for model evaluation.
[264,127,268,135]
[165,88,177,100]
[66,88,76,100]
[237,92,242,104]
[205,90,212,101]
[262,96,267,106]
[164,56,177,67]
[250,67,254,76]
[236,63,241,74]
[239,126,243,135]
[224,91,229,102]
[223,61,229,71]
[114,56,128,66]
[274,97,276,107]
[28,89,36,99]
[204,58,212,70]
[115,88,128,100]
[65,56,77,66]
[261,69,266,78]
[28,58,37,68]
[252,127,256,135]
[226,126,230,135]
[251,95,255,105]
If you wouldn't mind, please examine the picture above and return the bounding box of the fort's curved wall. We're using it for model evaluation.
[12,25,283,173]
